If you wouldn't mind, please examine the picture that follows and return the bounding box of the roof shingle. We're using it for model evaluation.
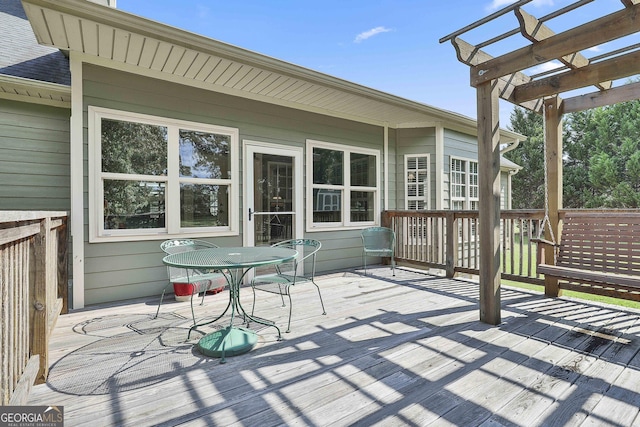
[0,0,70,86]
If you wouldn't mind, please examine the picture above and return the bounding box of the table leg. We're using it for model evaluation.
[195,267,281,363]
[188,271,234,339]
[234,268,282,341]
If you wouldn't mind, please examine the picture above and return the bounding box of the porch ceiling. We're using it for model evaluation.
[20,0,523,141]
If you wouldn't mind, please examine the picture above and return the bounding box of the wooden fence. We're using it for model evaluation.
[0,211,68,405]
[383,210,546,285]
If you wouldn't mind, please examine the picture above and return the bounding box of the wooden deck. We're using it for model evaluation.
[28,266,640,426]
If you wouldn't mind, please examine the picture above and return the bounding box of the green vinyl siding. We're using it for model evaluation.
[443,129,478,210]
[396,127,436,209]
[443,129,478,160]
[0,99,70,210]
[81,64,386,304]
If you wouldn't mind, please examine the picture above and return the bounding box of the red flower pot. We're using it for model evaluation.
[173,282,196,302]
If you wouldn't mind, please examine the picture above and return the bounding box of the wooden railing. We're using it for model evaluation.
[0,211,68,405]
[383,210,546,286]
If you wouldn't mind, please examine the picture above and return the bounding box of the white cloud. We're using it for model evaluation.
[487,0,554,11]
[528,60,563,75]
[196,5,210,19]
[354,26,392,43]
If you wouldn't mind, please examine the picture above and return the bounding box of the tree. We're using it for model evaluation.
[505,98,640,209]
[564,100,640,208]
[503,107,545,209]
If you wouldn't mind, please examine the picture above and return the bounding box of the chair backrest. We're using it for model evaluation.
[361,227,395,251]
[273,239,321,278]
[160,239,218,255]
[160,239,219,280]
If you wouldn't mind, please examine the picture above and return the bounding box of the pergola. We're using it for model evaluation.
[441,0,640,325]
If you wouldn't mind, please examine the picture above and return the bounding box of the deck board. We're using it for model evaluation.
[27,267,640,426]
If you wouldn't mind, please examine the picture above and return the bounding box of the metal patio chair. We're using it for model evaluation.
[156,239,227,324]
[250,239,326,333]
[361,226,396,276]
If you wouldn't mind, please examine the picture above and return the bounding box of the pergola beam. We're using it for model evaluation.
[439,0,535,43]
[563,80,640,113]
[452,38,543,112]
[512,49,640,104]
[515,8,611,91]
[471,5,640,86]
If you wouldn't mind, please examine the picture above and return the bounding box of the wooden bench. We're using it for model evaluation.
[535,211,640,301]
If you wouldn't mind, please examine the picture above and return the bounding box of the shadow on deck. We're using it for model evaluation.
[29,266,640,426]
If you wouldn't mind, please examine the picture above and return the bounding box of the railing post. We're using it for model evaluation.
[30,217,50,384]
[445,212,456,278]
[381,211,390,229]
[57,218,69,314]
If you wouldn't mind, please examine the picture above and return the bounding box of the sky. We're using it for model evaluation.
[115,0,630,128]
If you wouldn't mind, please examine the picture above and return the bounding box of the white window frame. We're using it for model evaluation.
[404,154,430,210]
[88,106,239,242]
[450,156,478,210]
[306,139,380,231]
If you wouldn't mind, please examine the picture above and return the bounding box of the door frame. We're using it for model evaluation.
[243,140,304,247]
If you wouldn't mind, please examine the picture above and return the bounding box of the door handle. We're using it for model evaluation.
[248,208,253,221]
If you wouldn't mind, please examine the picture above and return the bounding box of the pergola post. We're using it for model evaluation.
[543,96,563,297]
[477,80,502,325]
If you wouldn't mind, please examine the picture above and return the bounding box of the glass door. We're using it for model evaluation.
[244,142,303,248]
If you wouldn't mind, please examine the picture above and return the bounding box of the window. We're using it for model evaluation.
[89,107,238,241]
[306,140,379,230]
[450,157,478,210]
[451,157,479,245]
[405,154,429,210]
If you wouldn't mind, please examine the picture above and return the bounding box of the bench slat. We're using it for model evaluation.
[538,264,640,290]
[536,212,640,299]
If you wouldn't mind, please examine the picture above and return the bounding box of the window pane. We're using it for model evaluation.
[350,191,374,222]
[470,161,479,199]
[451,159,465,173]
[179,130,230,179]
[313,188,341,222]
[313,148,343,185]
[350,153,376,186]
[253,153,294,213]
[104,180,165,229]
[408,200,427,210]
[101,119,167,175]
[180,184,229,227]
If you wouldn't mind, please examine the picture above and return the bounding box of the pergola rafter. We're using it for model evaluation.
[440,0,640,325]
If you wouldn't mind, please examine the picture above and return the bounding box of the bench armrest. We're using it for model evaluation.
[531,238,558,265]
[530,238,557,247]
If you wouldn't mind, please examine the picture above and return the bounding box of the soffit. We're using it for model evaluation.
[20,0,522,142]
[0,74,71,107]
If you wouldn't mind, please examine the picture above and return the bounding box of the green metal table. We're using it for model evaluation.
[162,246,297,363]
